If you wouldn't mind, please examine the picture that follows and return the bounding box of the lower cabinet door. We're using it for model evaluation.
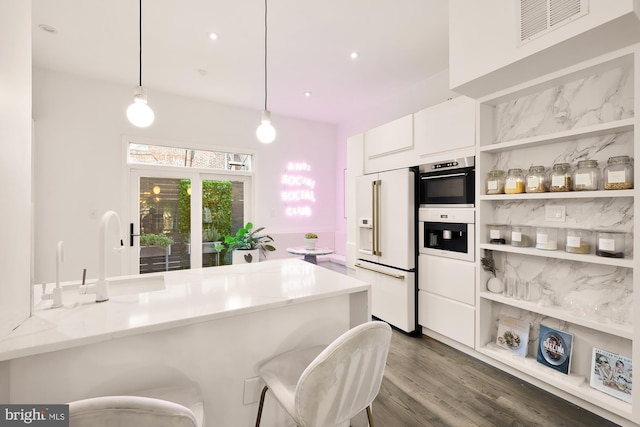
[419,290,474,347]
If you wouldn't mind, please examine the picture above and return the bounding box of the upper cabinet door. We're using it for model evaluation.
[414,96,475,158]
[364,114,413,160]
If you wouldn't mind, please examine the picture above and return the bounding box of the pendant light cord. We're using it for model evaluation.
[138,0,143,87]
[263,0,268,111]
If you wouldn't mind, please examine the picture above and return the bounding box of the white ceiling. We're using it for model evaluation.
[32,0,449,124]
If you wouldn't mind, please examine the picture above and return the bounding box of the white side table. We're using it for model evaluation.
[286,247,334,264]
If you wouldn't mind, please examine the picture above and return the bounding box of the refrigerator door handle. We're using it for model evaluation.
[355,263,405,280]
[373,179,382,256]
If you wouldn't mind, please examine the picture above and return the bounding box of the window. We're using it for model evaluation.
[128,143,253,171]
[126,138,254,274]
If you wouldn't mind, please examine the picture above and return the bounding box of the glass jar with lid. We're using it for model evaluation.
[511,225,533,247]
[596,230,626,258]
[487,224,508,244]
[485,170,505,195]
[603,155,633,190]
[572,159,600,191]
[550,163,572,192]
[536,227,558,250]
[525,165,547,193]
[565,228,592,254]
[504,168,525,194]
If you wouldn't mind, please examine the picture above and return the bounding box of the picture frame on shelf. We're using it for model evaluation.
[590,347,632,404]
[536,325,574,375]
[496,316,530,357]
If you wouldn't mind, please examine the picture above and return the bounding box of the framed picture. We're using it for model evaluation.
[496,316,530,357]
[590,347,632,404]
[536,325,573,375]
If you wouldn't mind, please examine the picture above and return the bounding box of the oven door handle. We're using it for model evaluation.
[421,172,468,180]
[355,263,405,280]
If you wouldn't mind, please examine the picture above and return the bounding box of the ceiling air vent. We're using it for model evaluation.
[519,0,588,45]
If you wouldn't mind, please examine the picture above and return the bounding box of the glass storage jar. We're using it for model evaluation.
[603,155,633,190]
[536,227,558,250]
[565,228,593,254]
[596,231,626,258]
[511,225,533,247]
[485,170,506,195]
[549,163,572,192]
[572,159,600,191]
[487,224,508,244]
[505,168,525,194]
[525,165,547,193]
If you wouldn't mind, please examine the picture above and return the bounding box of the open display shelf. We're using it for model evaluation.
[476,46,639,424]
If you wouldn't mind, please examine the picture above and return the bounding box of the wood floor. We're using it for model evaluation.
[371,330,621,427]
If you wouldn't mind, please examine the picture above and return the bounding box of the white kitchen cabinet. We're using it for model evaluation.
[363,114,413,168]
[345,133,364,269]
[419,255,475,305]
[414,96,475,159]
[476,45,638,425]
[419,290,475,348]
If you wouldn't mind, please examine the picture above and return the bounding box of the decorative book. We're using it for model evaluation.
[496,316,530,357]
[536,325,573,374]
[590,347,632,404]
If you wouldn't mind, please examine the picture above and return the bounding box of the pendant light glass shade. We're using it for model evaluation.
[257,0,275,143]
[127,86,154,128]
[256,110,276,144]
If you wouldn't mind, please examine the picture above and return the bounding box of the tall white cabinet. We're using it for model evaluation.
[475,46,638,425]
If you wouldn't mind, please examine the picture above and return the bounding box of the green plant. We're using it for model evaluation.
[224,222,276,256]
[140,233,174,248]
[304,233,318,239]
[203,227,222,243]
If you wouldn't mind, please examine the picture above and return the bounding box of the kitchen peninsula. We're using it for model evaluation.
[0,259,370,427]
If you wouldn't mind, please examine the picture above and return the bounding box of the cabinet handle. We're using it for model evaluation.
[355,263,404,280]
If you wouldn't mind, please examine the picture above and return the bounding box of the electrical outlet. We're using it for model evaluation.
[243,377,264,405]
[545,205,565,222]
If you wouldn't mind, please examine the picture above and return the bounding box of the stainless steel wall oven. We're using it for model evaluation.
[419,156,475,208]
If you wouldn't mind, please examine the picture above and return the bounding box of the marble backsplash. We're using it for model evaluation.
[493,63,634,143]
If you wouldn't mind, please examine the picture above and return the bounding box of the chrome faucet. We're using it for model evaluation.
[82,211,123,302]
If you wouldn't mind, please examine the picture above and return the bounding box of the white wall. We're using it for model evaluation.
[32,69,337,283]
[449,0,640,97]
[0,1,31,339]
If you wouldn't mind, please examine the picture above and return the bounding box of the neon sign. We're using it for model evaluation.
[281,162,315,217]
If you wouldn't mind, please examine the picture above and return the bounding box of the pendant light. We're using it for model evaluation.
[127,0,155,128]
[256,0,276,143]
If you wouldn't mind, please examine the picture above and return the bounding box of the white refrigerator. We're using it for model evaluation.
[355,168,417,333]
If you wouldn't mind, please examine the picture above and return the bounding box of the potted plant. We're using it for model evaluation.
[140,233,174,258]
[481,249,503,293]
[202,227,223,254]
[224,222,276,264]
[304,232,318,250]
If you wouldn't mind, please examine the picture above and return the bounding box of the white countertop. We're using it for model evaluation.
[0,259,369,362]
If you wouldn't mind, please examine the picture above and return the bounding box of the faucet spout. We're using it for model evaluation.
[96,210,123,302]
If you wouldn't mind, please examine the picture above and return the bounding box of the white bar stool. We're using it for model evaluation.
[255,320,392,427]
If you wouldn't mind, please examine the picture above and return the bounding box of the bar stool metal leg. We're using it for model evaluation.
[255,385,269,427]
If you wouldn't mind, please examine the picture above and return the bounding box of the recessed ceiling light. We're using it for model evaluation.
[350,51,360,60]
[38,24,58,34]
[208,32,219,41]
[304,91,312,97]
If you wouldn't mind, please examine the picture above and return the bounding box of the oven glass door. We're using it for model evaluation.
[420,167,474,206]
